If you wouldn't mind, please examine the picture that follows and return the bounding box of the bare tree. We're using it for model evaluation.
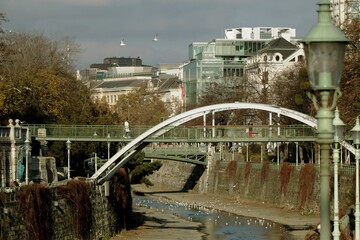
[113,83,172,126]
[338,17,360,125]
[194,77,249,126]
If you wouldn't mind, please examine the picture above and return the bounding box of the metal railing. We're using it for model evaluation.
[3,124,316,143]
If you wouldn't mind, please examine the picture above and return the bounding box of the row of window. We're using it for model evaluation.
[93,94,120,105]
[223,68,244,77]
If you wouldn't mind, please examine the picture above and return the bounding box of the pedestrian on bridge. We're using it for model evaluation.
[124,119,130,138]
[248,122,253,137]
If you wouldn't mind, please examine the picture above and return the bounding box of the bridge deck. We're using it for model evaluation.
[21,124,316,143]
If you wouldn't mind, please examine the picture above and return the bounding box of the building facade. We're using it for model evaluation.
[331,0,360,26]
[182,27,298,106]
[89,59,183,115]
[245,37,305,105]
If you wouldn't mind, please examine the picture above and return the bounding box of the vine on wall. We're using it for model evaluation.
[110,167,132,231]
[227,160,237,180]
[16,184,52,240]
[0,191,9,239]
[340,172,355,217]
[260,161,270,185]
[280,163,293,195]
[299,163,316,208]
[57,180,93,240]
[244,162,252,185]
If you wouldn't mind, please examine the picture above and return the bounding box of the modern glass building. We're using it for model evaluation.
[182,27,297,106]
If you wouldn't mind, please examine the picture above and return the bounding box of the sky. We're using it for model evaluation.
[1,0,318,69]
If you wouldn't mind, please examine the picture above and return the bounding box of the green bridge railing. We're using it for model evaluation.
[21,124,316,142]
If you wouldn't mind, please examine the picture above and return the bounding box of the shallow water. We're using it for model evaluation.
[134,196,291,240]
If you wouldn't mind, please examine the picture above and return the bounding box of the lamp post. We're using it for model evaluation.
[351,117,360,240]
[25,128,30,185]
[332,108,345,240]
[107,133,111,161]
[301,1,348,239]
[94,152,98,172]
[66,139,71,179]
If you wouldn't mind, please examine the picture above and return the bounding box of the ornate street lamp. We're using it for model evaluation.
[351,117,360,240]
[66,139,71,179]
[332,108,345,240]
[301,0,349,239]
[25,128,30,185]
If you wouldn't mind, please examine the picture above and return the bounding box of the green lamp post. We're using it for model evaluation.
[301,0,349,239]
[332,108,345,240]
[66,139,71,179]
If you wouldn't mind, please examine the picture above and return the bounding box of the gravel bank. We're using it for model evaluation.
[112,184,319,240]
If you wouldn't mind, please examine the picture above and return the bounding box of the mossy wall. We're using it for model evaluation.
[0,178,129,240]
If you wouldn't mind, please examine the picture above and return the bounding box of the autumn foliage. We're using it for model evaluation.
[16,184,52,240]
[110,167,133,230]
[260,161,270,185]
[299,164,316,208]
[57,180,93,239]
[244,162,252,185]
[338,17,360,124]
[280,163,293,195]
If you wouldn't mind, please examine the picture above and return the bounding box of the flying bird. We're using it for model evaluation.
[120,38,126,46]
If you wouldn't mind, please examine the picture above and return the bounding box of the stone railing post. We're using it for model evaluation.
[8,119,16,185]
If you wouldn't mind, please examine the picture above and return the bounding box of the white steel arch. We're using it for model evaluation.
[91,103,319,184]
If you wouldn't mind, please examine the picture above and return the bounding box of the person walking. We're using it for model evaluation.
[124,119,130,138]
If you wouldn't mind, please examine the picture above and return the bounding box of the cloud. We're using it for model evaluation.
[1,0,319,68]
[6,0,115,6]
[62,0,115,6]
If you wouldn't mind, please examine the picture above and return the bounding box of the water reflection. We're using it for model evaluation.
[134,196,290,240]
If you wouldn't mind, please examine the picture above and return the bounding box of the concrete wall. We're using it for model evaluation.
[0,152,354,239]
[149,153,354,214]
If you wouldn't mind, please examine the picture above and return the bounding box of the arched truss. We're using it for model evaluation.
[90,102,346,184]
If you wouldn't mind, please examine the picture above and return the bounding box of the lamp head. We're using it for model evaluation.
[66,139,71,149]
[333,108,345,142]
[351,117,360,145]
[301,0,349,90]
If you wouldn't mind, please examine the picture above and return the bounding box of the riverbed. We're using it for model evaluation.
[133,195,290,239]
[112,184,319,240]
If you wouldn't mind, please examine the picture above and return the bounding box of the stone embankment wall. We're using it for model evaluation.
[149,152,354,214]
[0,180,124,240]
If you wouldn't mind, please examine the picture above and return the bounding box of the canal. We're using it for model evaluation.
[134,195,292,240]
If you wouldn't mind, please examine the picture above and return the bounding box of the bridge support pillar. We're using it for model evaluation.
[206,150,216,193]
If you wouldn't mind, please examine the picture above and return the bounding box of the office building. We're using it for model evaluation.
[182,27,298,105]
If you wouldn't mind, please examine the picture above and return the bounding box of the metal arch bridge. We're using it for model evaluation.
[87,102,353,185]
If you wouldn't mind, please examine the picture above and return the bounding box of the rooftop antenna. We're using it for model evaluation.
[153,33,159,42]
[120,38,126,46]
